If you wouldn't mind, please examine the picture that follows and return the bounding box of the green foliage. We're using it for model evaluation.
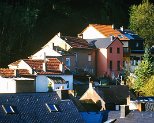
[129,0,154,47]
[48,82,53,92]
[133,46,154,91]
[141,76,154,96]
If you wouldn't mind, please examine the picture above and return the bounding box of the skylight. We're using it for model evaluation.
[118,35,123,38]
[2,105,16,114]
[45,103,58,112]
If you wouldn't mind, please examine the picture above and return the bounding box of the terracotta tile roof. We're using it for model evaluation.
[0,68,14,77]
[0,68,31,77]
[61,36,90,48]
[24,58,61,72]
[18,69,30,75]
[38,71,62,75]
[89,24,129,41]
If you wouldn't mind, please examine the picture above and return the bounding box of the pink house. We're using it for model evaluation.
[95,37,123,78]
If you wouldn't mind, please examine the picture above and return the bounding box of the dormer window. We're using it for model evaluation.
[45,103,58,112]
[2,105,16,114]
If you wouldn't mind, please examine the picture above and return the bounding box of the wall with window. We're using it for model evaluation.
[70,49,96,75]
[36,74,73,92]
[107,39,123,77]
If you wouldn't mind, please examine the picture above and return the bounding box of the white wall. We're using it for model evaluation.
[43,34,71,51]
[122,41,128,47]
[82,26,105,39]
[0,77,16,93]
[31,46,61,60]
[36,74,73,92]
[36,75,48,92]
[8,60,33,74]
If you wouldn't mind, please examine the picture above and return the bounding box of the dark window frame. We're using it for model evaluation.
[110,60,112,71]
[45,103,59,112]
[117,48,120,54]
[110,47,112,53]
[117,61,120,71]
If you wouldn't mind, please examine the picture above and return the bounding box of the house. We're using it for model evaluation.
[78,24,128,41]
[8,58,73,92]
[80,84,129,110]
[93,37,123,77]
[41,33,96,75]
[0,68,35,93]
[117,27,144,72]
[0,92,85,123]
[79,24,153,73]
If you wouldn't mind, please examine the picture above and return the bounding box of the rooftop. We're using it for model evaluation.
[61,36,92,49]
[0,68,31,78]
[87,24,129,41]
[0,92,84,123]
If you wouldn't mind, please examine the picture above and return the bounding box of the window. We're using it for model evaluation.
[109,61,112,71]
[45,103,58,112]
[117,61,120,71]
[2,105,16,114]
[136,43,139,47]
[117,48,120,54]
[66,58,70,67]
[88,54,92,62]
[110,47,112,53]
[123,47,129,54]
[66,81,69,88]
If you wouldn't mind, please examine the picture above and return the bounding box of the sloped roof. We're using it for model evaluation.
[0,92,84,123]
[0,68,30,77]
[94,38,122,49]
[61,36,90,49]
[117,29,143,40]
[0,68,14,77]
[106,110,154,123]
[88,24,129,41]
[48,77,66,84]
[95,85,129,104]
[24,58,61,72]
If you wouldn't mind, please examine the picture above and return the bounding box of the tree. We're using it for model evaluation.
[129,0,154,47]
[141,75,154,96]
[133,46,154,91]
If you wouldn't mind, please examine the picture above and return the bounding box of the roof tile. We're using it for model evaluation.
[89,24,129,41]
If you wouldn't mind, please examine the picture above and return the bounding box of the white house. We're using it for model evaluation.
[36,74,73,92]
[8,57,73,92]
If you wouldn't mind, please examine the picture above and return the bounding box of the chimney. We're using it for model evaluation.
[138,102,145,112]
[57,32,61,37]
[110,35,114,41]
[112,24,114,29]
[59,63,64,73]
[120,105,130,118]
[14,69,19,77]
[43,52,46,72]
[51,43,54,50]
[120,26,124,32]
[88,77,92,88]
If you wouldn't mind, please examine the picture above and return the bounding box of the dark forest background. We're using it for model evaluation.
[0,0,152,67]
